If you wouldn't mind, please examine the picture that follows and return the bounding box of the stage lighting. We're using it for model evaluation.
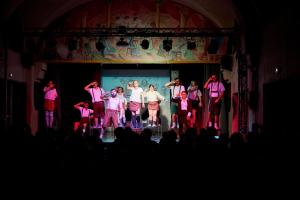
[67,38,77,51]
[187,40,196,50]
[163,39,172,52]
[116,38,129,46]
[140,39,149,49]
[96,40,105,51]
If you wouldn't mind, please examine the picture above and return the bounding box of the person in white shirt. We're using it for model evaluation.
[171,91,192,137]
[204,74,225,130]
[127,80,145,128]
[144,84,165,127]
[187,80,203,128]
[74,101,94,134]
[43,80,58,129]
[84,81,105,128]
[165,77,185,128]
[116,86,127,127]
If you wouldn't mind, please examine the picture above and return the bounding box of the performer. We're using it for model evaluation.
[187,80,203,128]
[116,86,127,127]
[144,84,165,127]
[102,89,122,138]
[74,101,94,134]
[127,80,145,128]
[171,91,192,137]
[84,81,105,128]
[43,80,58,129]
[165,77,185,128]
[204,74,225,129]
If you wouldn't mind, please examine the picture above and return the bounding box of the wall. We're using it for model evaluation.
[257,4,300,128]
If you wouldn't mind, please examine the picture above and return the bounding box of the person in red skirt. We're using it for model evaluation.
[43,80,58,129]
[127,80,145,128]
[144,84,165,127]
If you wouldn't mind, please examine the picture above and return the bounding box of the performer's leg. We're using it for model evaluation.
[170,103,177,128]
[49,111,54,128]
[82,123,87,134]
[45,111,50,128]
[214,114,219,129]
[135,108,141,128]
[118,111,122,126]
[119,109,126,126]
[208,112,213,127]
[148,110,154,127]
[171,113,177,128]
[178,115,184,139]
[121,111,126,125]
[100,117,105,128]
[136,115,141,128]
[100,102,105,128]
[191,109,196,128]
[94,116,99,128]
[131,111,136,128]
[152,110,158,127]
[112,112,119,129]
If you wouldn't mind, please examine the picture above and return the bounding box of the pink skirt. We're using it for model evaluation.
[148,101,159,110]
[129,101,140,112]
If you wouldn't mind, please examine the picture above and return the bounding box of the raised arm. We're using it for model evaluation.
[43,86,50,93]
[43,84,54,93]
[164,80,175,88]
[204,77,213,89]
[84,81,96,92]
[74,102,83,109]
[127,82,134,90]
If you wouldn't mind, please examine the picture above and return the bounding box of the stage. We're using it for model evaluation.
[96,122,164,143]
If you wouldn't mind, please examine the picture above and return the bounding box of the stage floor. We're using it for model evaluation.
[100,125,163,143]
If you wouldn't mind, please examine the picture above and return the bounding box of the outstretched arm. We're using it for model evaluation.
[156,91,165,101]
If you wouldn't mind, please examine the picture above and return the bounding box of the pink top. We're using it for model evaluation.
[44,87,58,100]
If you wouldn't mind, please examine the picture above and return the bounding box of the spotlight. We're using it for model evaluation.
[163,39,172,52]
[96,40,105,51]
[187,40,196,50]
[274,66,281,74]
[116,38,129,46]
[140,39,149,49]
[67,38,77,51]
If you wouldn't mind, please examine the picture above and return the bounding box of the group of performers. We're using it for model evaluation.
[43,74,225,138]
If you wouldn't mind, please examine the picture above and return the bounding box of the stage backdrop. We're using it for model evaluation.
[27,0,230,64]
[102,69,171,130]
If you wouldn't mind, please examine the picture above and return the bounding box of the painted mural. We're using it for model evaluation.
[37,0,230,63]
